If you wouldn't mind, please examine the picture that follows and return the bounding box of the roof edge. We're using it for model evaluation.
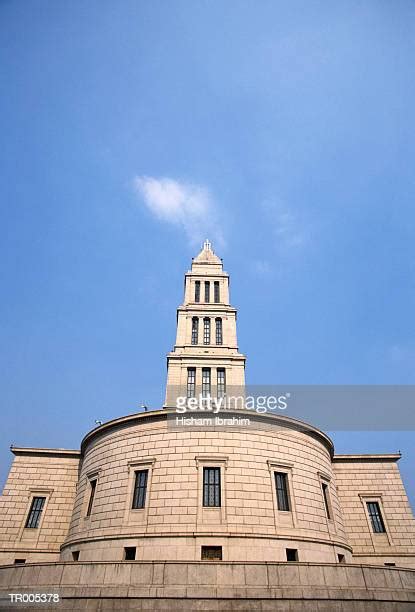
[333,453,401,462]
[11,446,81,458]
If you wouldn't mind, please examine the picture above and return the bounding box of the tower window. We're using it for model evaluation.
[202,368,211,398]
[14,559,26,564]
[367,501,386,533]
[195,281,200,302]
[191,317,199,345]
[214,281,220,303]
[132,470,148,509]
[86,480,97,517]
[215,318,223,345]
[203,467,221,507]
[274,472,290,511]
[203,318,211,344]
[322,483,332,519]
[72,551,80,561]
[25,496,46,529]
[204,281,210,303]
[337,554,345,563]
[201,546,222,560]
[217,368,226,399]
[187,368,196,398]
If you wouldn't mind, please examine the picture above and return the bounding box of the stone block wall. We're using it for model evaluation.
[0,561,414,611]
[333,455,415,568]
[0,449,80,565]
[62,411,350,562]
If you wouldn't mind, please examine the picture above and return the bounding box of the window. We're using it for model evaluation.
[203,467,221,507]
[337,554,345,563]
[195,281,200,302]
[124,547,136,560]
[217,368,226,399]
[14,559,26,564]
[384,562,396,566]
[203,318,211,344]
[25,496,46,528]
[286,548,298,562]
[86,480,97,517]
[214,281,220,303]
[72,551,80,561]
[201,546,222,560]
[202,368,211,398]
[367,501,386,533]
[204,281,210,303]
[132,470,148,509]
[322,483,332,519]
[191,317,199,345]
[187,368,196,398]
[274,472,290,511]
[215,318,223,345]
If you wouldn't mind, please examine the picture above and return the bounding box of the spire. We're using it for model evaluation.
[193,239,222,265]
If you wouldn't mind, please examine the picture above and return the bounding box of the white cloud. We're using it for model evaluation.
[262,199,307,252]
[133,176,224,247]
[251,259,274,278]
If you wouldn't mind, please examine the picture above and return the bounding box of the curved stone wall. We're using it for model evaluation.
[61,411,350,563]
[0,561,414,611]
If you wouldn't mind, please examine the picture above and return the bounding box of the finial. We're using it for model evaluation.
[203,238,212,251]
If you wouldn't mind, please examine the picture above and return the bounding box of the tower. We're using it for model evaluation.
[164,239,246,407]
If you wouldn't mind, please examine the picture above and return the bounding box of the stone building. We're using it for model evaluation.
[0,241,414,610]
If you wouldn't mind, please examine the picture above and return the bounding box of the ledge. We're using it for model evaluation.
[333,453,401,463]
[10,446,81,459]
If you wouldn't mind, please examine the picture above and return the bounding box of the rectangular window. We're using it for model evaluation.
[124,547,136,560]
[214,281,220,303]
[215,318,223,345]
[25,496,46,528]
[203,318,211,344]
[72,551,80,561]
[191,317,199,345]
[86,480,97,517]
[14,559,26,564]
[195,281,200,302]
[286,548,298,562]
[274,472,290,511]
[203,467,221,507]
[201,546,222,560]
[202,368,211,398]
[367,501,386,533]
[217,368,226,399]
[337,554,345,563]
[322,483,332,519]
[132,470,148,509]
[204,281,210,303]
[187,367,196,398]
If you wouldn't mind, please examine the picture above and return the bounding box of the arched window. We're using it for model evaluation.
[215,318,223,345]
[203,318,211,344]
[191,317,199,345]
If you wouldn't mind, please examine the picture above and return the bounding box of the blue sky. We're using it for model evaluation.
[1,2,414,507]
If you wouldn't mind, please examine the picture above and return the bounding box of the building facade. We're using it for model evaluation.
[0,241,414,610]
